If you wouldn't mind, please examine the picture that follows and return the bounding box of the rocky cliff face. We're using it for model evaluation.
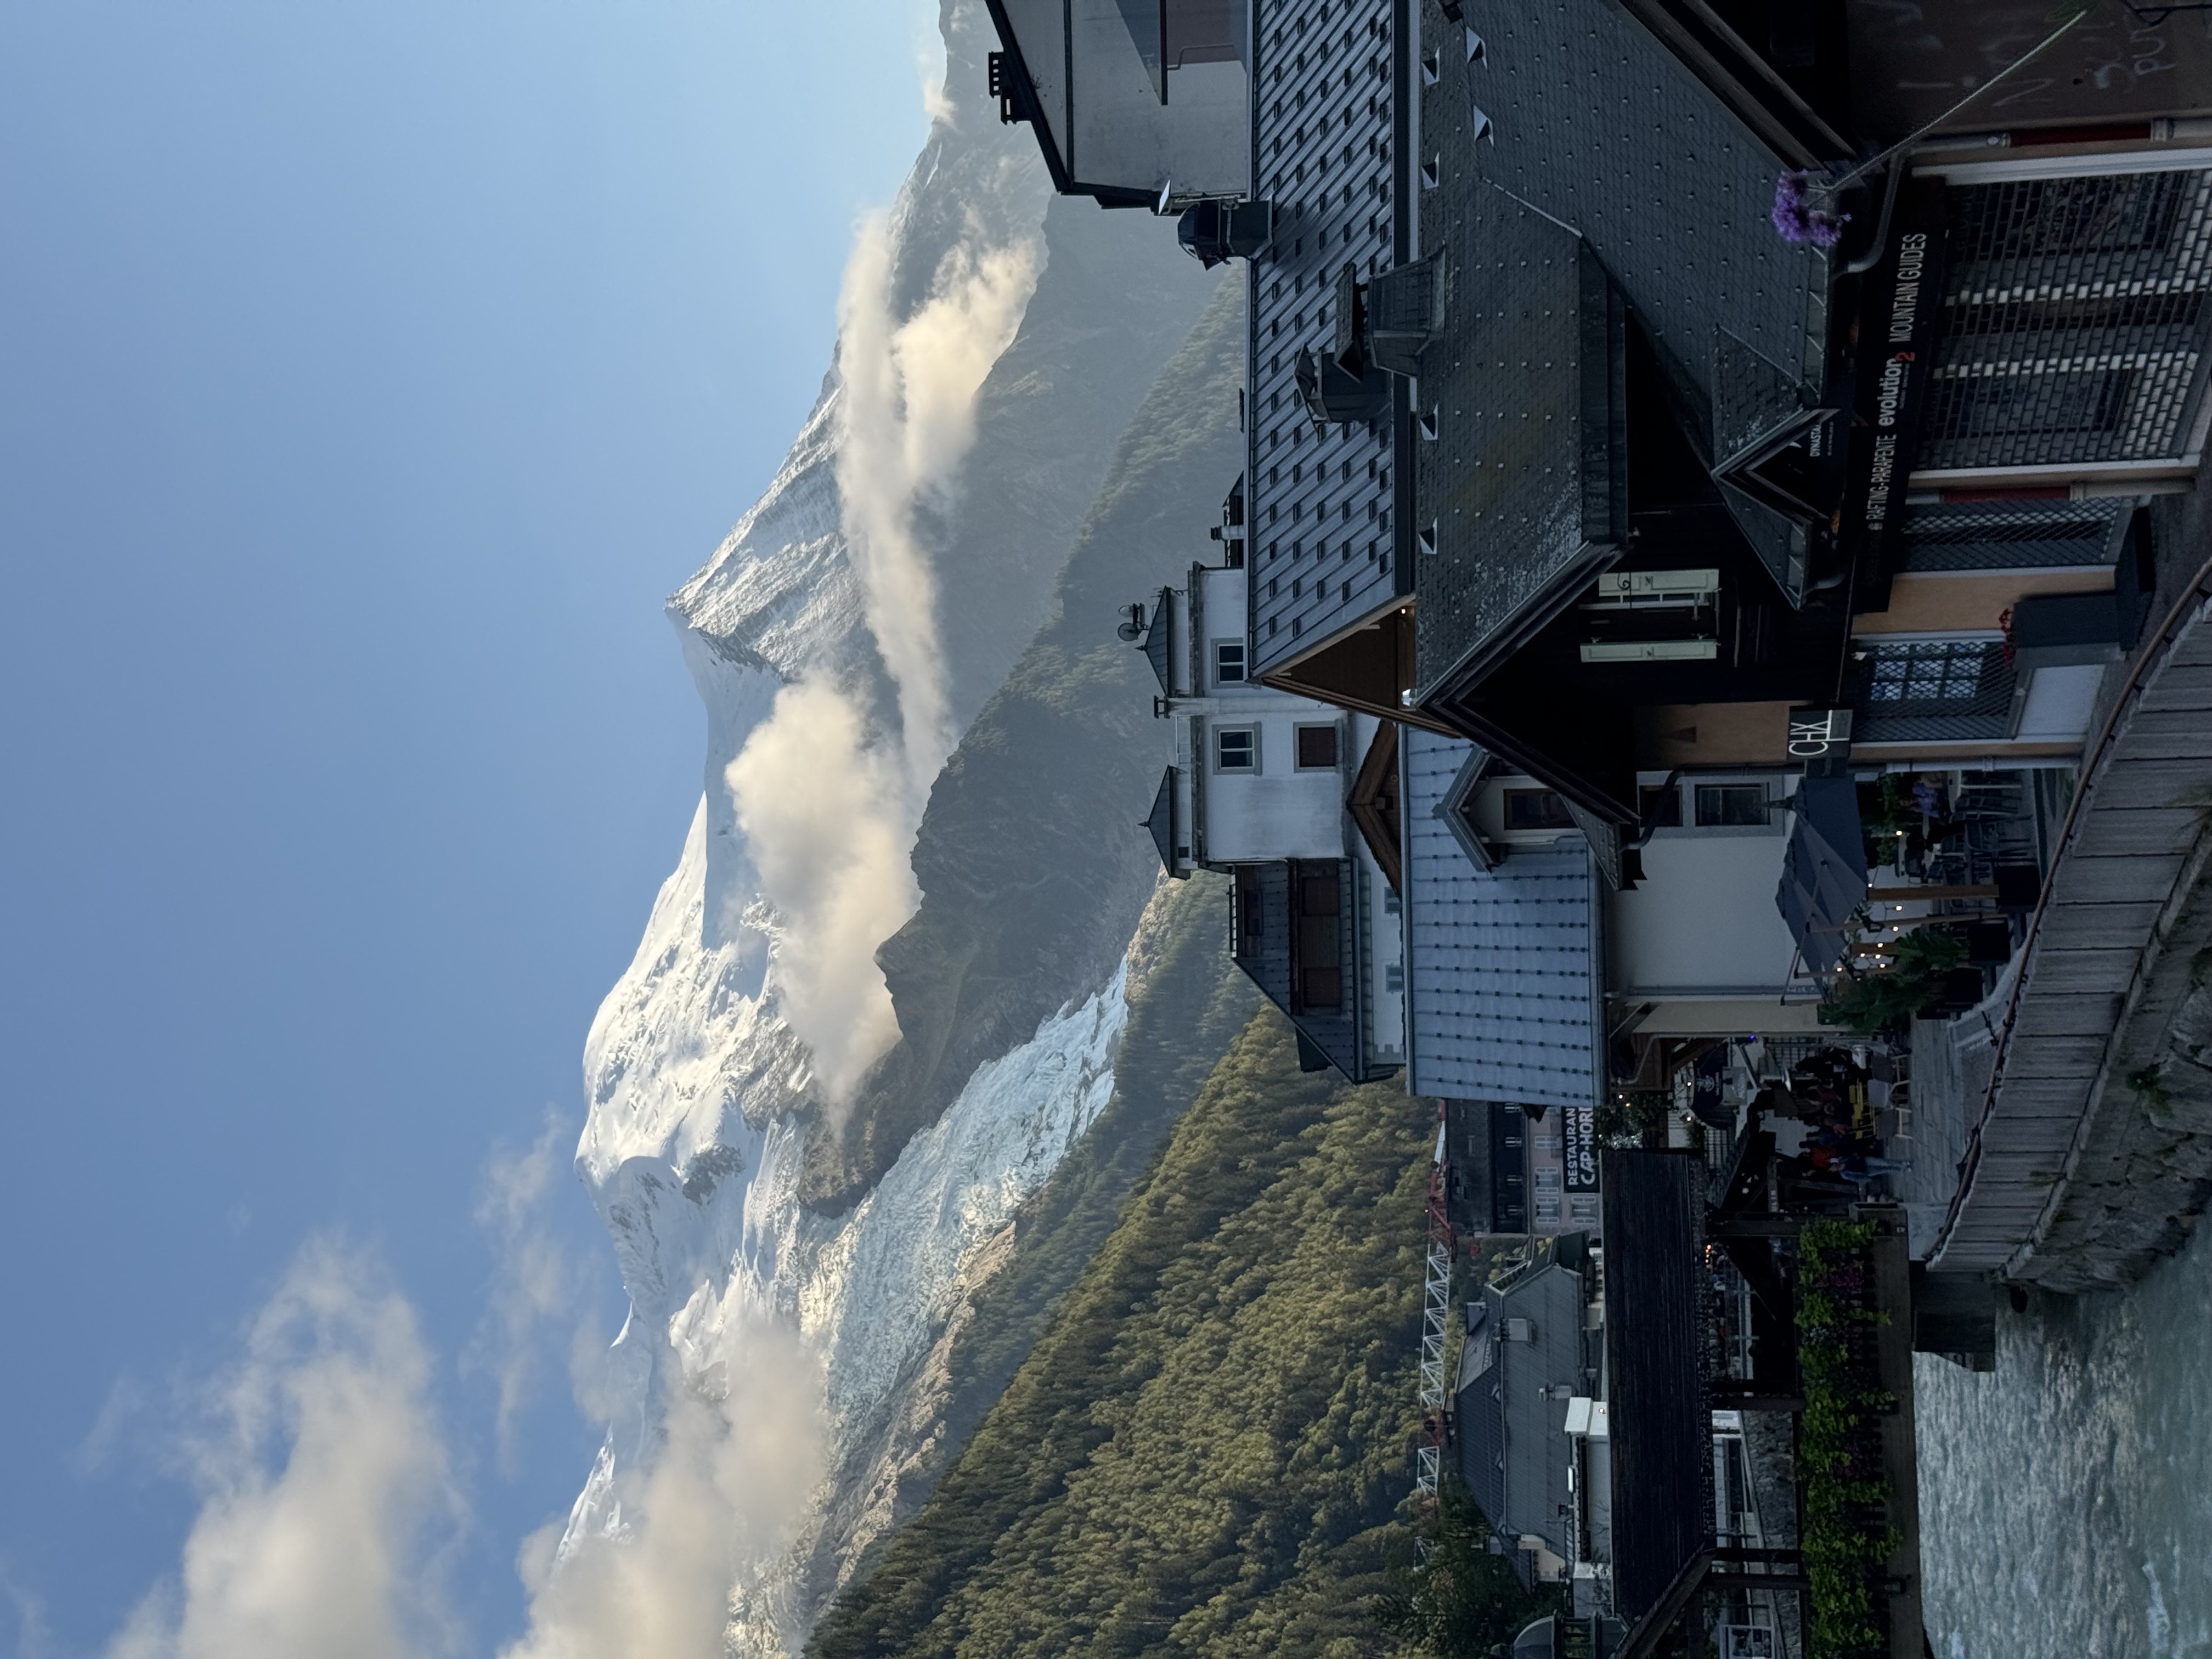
[558,3,1245,1651]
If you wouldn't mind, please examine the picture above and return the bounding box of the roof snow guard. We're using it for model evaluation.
[1412,212,1628,708]
[1402,730,1602,1107]
[1243,0,1408,674]
[1417,0,1832,620]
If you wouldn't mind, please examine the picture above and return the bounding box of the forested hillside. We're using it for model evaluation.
[922,870,1263,1482]
[809,1007,1435,1659]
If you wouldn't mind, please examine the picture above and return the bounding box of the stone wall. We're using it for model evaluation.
[2027,834,2212,1292]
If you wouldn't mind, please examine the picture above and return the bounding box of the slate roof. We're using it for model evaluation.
[1600,1150,1712,1621]
[1144,767,1178,876]
[1410,0,1835,689]
[1411,190,1626,699]
[1402,730,1602,1106]
[1441,0,1831,427]
[1245,0,1409,674]
[1453,1255,1594,1570]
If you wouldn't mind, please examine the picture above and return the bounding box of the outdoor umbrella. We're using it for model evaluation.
[1775,772,1868,972]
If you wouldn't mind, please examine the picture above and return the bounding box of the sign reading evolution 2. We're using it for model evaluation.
[1848,179,1949,568]
[1561,1104,1601,1193]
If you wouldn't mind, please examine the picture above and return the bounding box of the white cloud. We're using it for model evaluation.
[724,211,1039,1113]
[724,680,917,1107]
[832,211,1039,782]
[500,1315,826,1659]
[92,1222,819,1659]
[465,1118,600,1474]
[2,1564,55,1659]
[105,1240,462,1659]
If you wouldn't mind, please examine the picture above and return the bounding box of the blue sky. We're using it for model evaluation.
[0,3,932,1651]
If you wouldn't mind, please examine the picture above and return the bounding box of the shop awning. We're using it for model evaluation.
[1775,773,1866,972]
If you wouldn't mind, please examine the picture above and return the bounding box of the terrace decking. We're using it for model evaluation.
[1932,565,2212,1278]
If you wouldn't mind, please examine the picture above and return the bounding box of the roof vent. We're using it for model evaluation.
[1176,198,1275,268]
[1367,257,1444,376]
[1295,346,1389,425]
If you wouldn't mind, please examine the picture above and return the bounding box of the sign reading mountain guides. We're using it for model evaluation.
[1845,178,1949,583]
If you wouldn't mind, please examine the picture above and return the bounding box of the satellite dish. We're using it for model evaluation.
[1156,178,1173,215]
[1116,601,1147,643]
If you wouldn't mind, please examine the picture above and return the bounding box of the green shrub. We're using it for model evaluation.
[808,1008,1434,1659]
[1796,1222,1898,1659]
[1370,1477,1555,1658]
[1820,926,1970,1035]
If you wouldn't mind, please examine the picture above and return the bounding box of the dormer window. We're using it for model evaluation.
[1503,789,1575,831]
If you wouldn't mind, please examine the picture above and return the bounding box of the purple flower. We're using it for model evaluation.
[1772,172,1849,248]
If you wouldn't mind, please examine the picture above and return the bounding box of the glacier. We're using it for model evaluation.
[569,803,1133,1655]
[552,3,1221,1652]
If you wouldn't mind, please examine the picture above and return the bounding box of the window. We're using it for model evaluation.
[1865,639,2002,709]
[1503,789,1575,831]
[1295,724,1339,769]
[1929,368,2132,441]
[1215,727,1257,771]
[1294,862,1342,1011]
[1299,865,1340,917]
[1385,963,1404,992]
[1302,964,1342,1009]
[1695,783,1771,827]
[1214,640,1246,684]
[1956,172,2188,260]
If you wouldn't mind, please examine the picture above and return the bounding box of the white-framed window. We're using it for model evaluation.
[1294,723,1340,770]
[1385,963,1404,992]
[1502,787,1575,830]
[1694,782,1773,827]
[1213,640,1247,684]
[1215,726,1258,772]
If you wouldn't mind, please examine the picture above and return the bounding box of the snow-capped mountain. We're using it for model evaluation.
[555,4,1226,1652]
